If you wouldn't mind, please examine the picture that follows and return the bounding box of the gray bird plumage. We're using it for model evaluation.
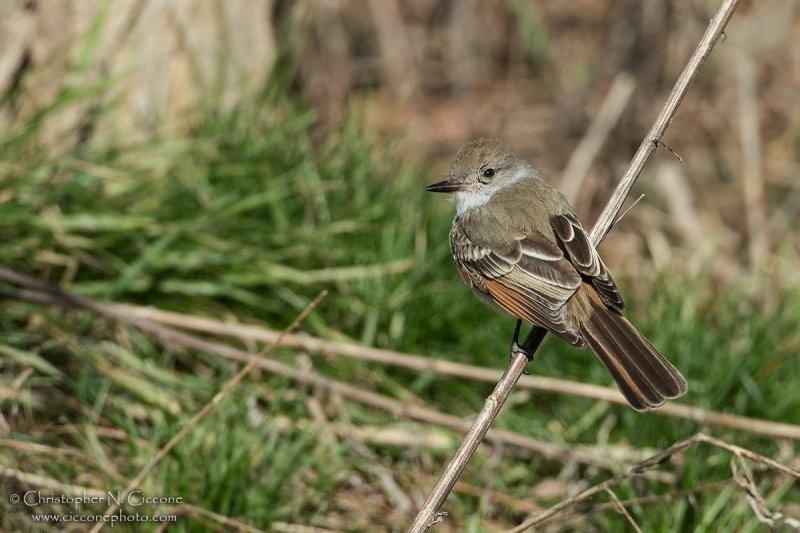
[427,138,687,411]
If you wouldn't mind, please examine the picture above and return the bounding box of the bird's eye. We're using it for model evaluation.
[483,168,495,178]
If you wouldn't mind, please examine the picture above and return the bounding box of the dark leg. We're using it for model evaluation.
[521,325,547,353]
[512,318,523,345]
[509,318,533,365]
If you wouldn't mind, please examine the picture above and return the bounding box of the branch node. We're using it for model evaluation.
[653,139,684,165]
[428,512,447,527]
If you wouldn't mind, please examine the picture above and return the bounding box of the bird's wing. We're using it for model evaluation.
[450,223,584,344]
[549,213,624,311]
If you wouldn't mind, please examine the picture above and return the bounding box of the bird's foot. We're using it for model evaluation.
[509,318,533,373]
[509,341,533,374]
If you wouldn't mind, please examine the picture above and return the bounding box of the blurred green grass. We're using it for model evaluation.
[1,47,799,533]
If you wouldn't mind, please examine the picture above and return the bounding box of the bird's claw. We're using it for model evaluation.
[509,318,533,373]
[509,340,533,374]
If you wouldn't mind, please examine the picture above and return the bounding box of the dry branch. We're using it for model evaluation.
[505,431,800,532]
[604,488,643,533]
[0,466,107,498]
[26,295,795,441]
[558,72,637,204]
[0,271,649,471]
[177,503,270,533]
[270,522,346,533]
[731,456,800,529]
[408,0,742,530]
[86,291,327,533]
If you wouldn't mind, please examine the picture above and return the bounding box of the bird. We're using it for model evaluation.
[426,137,687,411]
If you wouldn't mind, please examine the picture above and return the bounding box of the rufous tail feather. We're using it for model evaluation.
[572,288,687,411]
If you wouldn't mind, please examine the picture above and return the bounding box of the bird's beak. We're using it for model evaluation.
[426,177,469,193]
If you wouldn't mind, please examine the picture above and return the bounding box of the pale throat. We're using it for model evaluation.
[452,188,495,218]
[451,169,531,219]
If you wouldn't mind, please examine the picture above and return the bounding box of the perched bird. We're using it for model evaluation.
[426,138,687,411]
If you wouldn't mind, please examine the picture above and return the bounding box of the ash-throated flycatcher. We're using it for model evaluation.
[427,138,687,411]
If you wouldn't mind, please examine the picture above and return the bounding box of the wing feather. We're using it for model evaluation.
[450,222,584,345]
[449,209,626,343]
[550,214,624,311]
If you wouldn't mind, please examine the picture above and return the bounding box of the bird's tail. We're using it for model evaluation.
[572,288,687,411]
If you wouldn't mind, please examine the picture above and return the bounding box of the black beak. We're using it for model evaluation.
[426,178,468,193]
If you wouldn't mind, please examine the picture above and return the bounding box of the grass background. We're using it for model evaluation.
[1,1,799,531]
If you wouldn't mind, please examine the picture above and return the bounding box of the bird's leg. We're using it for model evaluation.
[509,319,533,371]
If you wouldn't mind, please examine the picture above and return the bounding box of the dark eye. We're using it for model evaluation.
[483,168,495,178]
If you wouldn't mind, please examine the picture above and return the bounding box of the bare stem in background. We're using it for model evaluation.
[589,0,740,246]
[505,432,800,532]
[735,50,768,272]
[367,0,417,100]
[3,288,795,439]
[407,0,741,530]
[558,72,637,204]
[86,292,328,533]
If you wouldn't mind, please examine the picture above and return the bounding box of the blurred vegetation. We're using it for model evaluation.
[1,0,799,532]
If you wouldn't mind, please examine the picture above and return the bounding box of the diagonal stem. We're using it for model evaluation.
[407,0,741,530]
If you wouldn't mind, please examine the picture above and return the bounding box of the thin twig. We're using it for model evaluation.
[271,522,346,533]
[0,438,87,458]
[8,291,790,441]
[87,291,327,533]
[730,459,800,530]
[0,466,107,498]
[408,350,531,531]
[505,431,800,532]
[652,139,684,165]
[178,503,270,533]
[408,0,742,530]
[540,473,787,529]
[696,433,800,478]
[604,488,644,533]
[589,0,741,246]
[5,282,795,516]
[0,437,128,486]
[416,473,543,514]
[611,194,645,232]
[0,272,623,469]
[571,478,735,514]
